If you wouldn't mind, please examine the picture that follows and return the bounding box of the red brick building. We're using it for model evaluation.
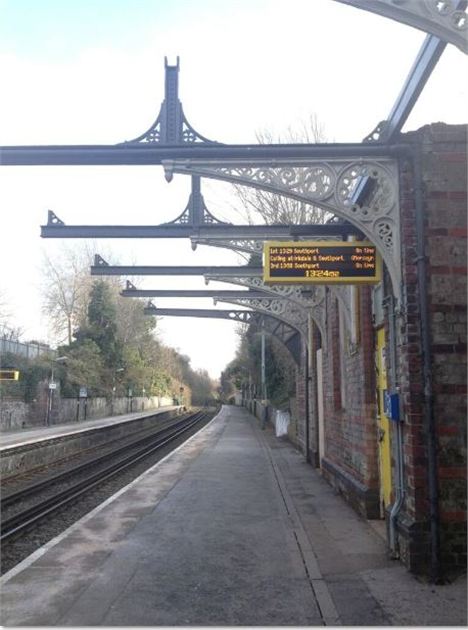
[289,123,466,579]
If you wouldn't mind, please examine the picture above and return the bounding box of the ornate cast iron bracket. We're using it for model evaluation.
[162,157,402,299]
[214,296,311,342]
[47,177,228,231]
[122,58,219,145]
[145,301,253,323]
[190,232,341,254]
[208,275,327,347]
[165,176,229,226]
[205,274,362,348]
[143,302,302,365]
[190,238,264,254]
[205,275,324,306]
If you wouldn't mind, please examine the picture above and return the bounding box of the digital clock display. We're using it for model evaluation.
[264,241,381,284]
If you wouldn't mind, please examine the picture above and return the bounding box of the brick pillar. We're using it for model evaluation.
[397,123,467,576]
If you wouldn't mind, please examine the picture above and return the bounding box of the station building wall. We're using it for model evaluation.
[395,123,467,576]
[319,287,381,520]
[290,123,466,578]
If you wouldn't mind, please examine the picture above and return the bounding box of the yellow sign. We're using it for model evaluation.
[263,240,381,285]
[0,369,20,381]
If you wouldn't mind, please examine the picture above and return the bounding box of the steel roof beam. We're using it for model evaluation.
[42,220,358,240]
[91,262,263,277]
[0,142,403,167]
[144,304,249,321]
[143,304,302,365]
[143,306,252,320]
[364,34,448,143]
[121,288,270,299]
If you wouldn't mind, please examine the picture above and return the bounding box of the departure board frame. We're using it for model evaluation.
[263,240,382,285]
[0,370,20,381]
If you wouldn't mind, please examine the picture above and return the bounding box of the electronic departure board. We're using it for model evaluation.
[0,369,20,381]
[263,241,381,285]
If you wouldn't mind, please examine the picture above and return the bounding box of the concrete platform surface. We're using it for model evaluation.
[1,405,466,627]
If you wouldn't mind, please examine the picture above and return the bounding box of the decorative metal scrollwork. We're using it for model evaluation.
[165,176,229,226]
[225,164,335,200]
[250,313,302,366]
[121,58,219,145]
[191,238,264,255]
[210,276,328,346]
[162,157,401,297]
[207,275,324,306]
[180,115,216,144]
[215,296,309,341]
[336,162,396,216]
[214,164,340,204]
[219,297,308,333]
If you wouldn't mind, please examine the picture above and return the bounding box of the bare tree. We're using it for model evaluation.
[40,243,98,345]
[0,289,24,341]
[0,289,11,326]
[0,323,23,341]
[234,115,330,226]
[226,117,332,400]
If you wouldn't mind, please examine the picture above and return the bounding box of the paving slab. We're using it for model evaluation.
[0,407,325,626]
[1,405,466,627]
[261,424,467,627]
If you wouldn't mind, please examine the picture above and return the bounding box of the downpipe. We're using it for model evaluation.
[413,148,441,583]
[384,294,405,557]
[389,421,405,555]
[305,342,311,463]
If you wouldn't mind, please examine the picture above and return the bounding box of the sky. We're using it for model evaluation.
[0,0,467,378]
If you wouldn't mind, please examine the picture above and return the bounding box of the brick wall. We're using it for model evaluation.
[291,123,466,577]
[295,354,307,454]
[397,123,467,576]
[320,289,380,519]
[253,123,466,578]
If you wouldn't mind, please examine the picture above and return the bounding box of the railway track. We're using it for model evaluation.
[1,409,211,544]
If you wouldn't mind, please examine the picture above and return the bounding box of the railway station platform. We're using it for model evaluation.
[0,405,181,450]
[1,405,466,627]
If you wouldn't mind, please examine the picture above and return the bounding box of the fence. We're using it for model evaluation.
[0,338,55,360]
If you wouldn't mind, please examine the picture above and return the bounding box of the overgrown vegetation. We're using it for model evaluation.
[0,352,52,402]
[1,276,219,406]
[220,323,296,408]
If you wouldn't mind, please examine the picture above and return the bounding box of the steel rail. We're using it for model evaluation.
[1,411,209,542]
[1,412,193,509]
